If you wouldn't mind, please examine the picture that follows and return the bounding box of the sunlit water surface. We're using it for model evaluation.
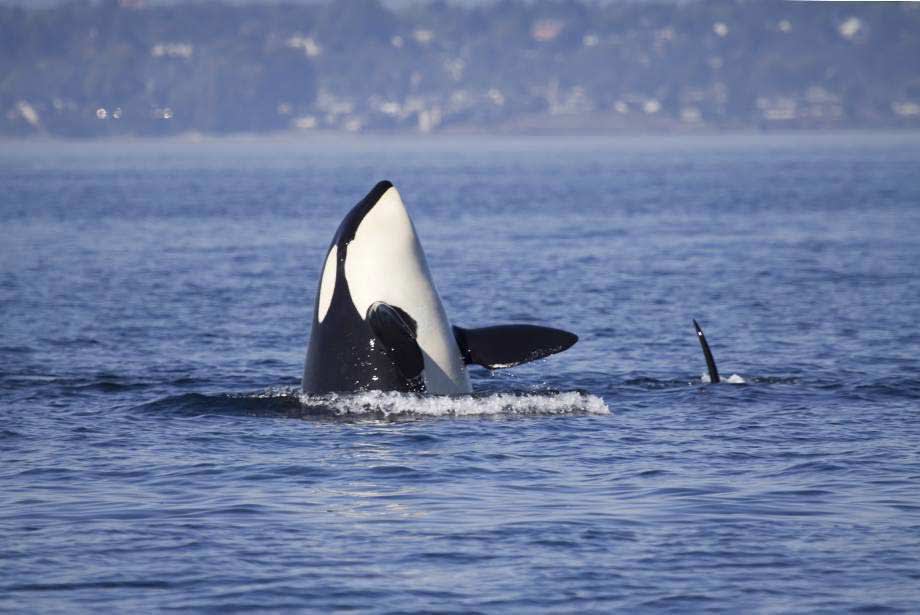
[2,134,920,612]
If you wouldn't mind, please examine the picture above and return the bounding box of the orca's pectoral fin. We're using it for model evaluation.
[453,324,578,370]
[693,319,721,384]
[367,302,424,383]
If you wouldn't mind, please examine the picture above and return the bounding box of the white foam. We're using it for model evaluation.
[296,389,610,418]
[701,373,746,384]
[250,386,300,399]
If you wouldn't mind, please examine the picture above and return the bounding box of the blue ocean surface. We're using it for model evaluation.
[2,133,920,612]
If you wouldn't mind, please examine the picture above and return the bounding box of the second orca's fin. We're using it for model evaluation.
[693,319,720,384]
[453,324,578,370]
[367,302,424,384]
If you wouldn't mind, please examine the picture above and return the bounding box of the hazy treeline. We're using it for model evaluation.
[2,0,919,136]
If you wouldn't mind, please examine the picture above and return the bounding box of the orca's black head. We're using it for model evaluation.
[330,180,394,253]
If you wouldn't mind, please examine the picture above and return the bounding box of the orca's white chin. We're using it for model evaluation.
[364,186,416,244]
[344,185,426,318]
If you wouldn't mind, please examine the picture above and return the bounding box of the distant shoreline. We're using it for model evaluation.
[2,128,919,149]
[0,127,920,145]
[5,2,918,139]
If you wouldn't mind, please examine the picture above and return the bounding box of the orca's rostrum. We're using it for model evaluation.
[302,181,577,395]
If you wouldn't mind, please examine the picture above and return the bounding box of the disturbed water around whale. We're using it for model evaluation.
[2,134,920,612]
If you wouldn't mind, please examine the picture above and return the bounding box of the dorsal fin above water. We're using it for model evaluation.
[453,324,578,370]
[693,318,720,384]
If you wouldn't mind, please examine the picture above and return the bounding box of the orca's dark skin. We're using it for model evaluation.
[693,319,720,384]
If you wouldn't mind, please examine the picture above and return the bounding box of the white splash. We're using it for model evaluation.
[701,373,746,384]
[297,389,610,418]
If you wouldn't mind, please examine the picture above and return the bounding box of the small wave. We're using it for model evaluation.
[622,377,688,389]
[296,389,610,419]
[73,380,150,392]
[5,580,172,592]
[624,374,802,389]
[623,374,751,389]
[850,379,920,400]
[0,345,32,354]
[1,373,203,393]
[748,375,802,385]
[136,388,609,421]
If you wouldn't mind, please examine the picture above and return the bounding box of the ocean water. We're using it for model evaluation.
[2,133,920,612]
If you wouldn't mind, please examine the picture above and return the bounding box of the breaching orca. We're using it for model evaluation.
[302,181,578,395]
[692,319,720,384]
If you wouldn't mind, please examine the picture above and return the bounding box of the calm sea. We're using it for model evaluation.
[2,133,919,612]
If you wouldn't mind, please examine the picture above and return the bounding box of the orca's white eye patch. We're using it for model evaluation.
[317,245,337,323]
